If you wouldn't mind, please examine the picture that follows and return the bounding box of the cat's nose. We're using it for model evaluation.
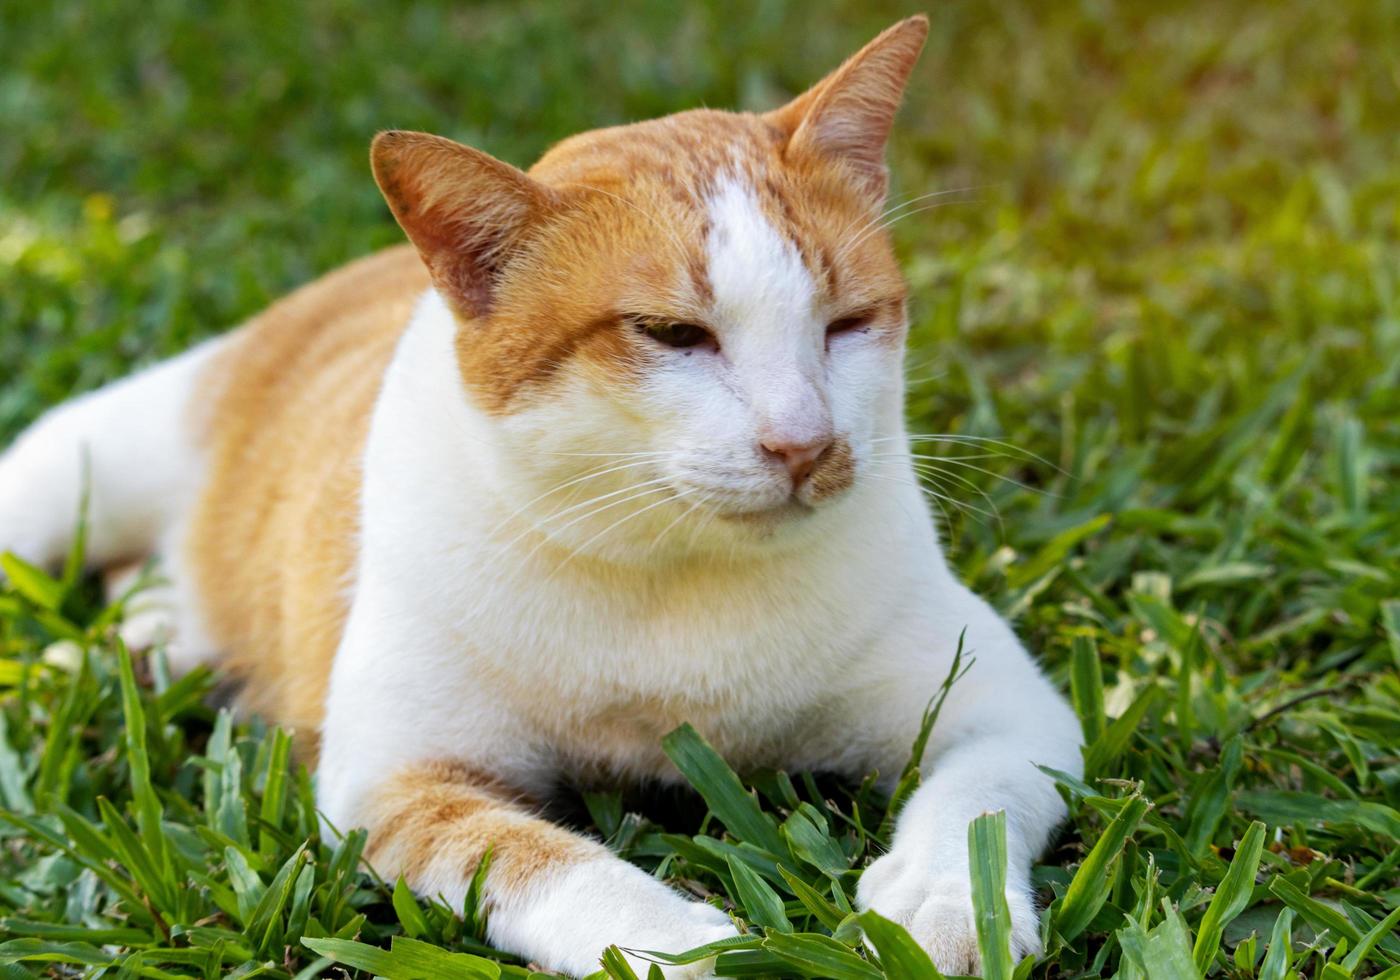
[761,436,833,488]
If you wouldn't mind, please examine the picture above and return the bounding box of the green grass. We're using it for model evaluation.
[2,1,1399,978]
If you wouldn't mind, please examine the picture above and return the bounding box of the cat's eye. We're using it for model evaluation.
[635,319,715,350]
[826,311,876,338]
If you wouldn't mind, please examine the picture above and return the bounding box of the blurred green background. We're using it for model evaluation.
[2,2,1399,977]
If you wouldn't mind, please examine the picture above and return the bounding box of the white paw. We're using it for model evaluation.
[613,900,738,979]
[856,852,1039,976]
[492,858,739,979]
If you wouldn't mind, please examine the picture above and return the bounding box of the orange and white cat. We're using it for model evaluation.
[0,17,1081,977]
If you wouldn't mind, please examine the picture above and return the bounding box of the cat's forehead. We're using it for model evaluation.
[531,110,782,194]
[531,110,872,305]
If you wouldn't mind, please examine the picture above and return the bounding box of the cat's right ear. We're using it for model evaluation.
[371,131,556,320]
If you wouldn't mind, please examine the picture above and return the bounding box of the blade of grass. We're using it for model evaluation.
[726,854,792,933]
[969,810,1014,980]
[1191,820,1265,971]
[662,723,785,857]
[1069,634,1106,744]
[1054,791,1149,941]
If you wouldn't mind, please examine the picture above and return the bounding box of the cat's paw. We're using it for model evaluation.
[856,852,1039,976]
[499,856,739,978]
[612,902,737,978]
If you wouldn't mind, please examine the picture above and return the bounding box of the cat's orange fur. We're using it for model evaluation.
[187,246,428,741]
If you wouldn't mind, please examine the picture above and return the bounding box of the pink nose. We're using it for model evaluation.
[761,436,833,488]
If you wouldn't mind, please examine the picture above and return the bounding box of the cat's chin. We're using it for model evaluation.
[714,498,814,527]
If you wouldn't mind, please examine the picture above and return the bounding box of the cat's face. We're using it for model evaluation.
[374,17,928,561]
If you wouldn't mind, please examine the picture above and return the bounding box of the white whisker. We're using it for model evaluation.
[517,481,674,568]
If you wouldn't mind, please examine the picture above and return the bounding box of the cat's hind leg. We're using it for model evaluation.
[102,525,220,674]
[2,339,228,673]
[0,338,225,573]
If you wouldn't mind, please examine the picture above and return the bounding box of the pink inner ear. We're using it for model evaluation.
[371,131,553,320]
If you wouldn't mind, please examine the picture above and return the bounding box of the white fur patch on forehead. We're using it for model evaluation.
[704,175,817,332]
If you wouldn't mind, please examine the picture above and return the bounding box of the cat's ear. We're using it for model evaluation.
[767,15,928,200]
[371,130,556,319]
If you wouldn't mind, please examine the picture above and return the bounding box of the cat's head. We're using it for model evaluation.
[373,16,927,563]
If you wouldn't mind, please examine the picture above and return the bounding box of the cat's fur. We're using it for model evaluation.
[0,17,1082,977]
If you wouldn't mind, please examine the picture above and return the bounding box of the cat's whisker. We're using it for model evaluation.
[549,489,680,576]
[868,454,1000,526]
[492,457,663,536]
[836,198,981,262]
[861,466,967,534]
[909,470,999,524]
[874,449,1046,510]
[517,481,674,568]
[906,454,1056,497]
[489,472,671,560]
[906,462,1004,531]
[647,488,713,556]
[834,186,986,260]
[872,433,1064,473]
[538,475,674,527]
[541,450,671,458]
[867,451,1005,463]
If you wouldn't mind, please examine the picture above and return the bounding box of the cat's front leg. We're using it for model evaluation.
[318,585,738,977]
[849,604,1082,974]
[855,731,1074,973]
[337,759,736,977]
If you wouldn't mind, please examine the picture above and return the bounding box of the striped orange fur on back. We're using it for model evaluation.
[186,246,428,745]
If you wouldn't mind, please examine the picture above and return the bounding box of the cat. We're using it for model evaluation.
[0,16,1082,978]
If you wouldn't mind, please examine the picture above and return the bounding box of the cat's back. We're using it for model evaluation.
[187,245,429,736]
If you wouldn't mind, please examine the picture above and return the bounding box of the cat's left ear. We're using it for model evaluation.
[767,15,928,201]
[371,130,558,320]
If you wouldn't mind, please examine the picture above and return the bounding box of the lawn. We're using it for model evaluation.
[2,1,1398,978]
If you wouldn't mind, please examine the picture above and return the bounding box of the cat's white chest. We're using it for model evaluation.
[320,292,935,808]
[439,548,899,777]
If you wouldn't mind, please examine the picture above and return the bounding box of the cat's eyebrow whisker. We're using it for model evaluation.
[836,198,982,262]
[881,184,992,215]
[835,185,987,260]
[832,187,978,257]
